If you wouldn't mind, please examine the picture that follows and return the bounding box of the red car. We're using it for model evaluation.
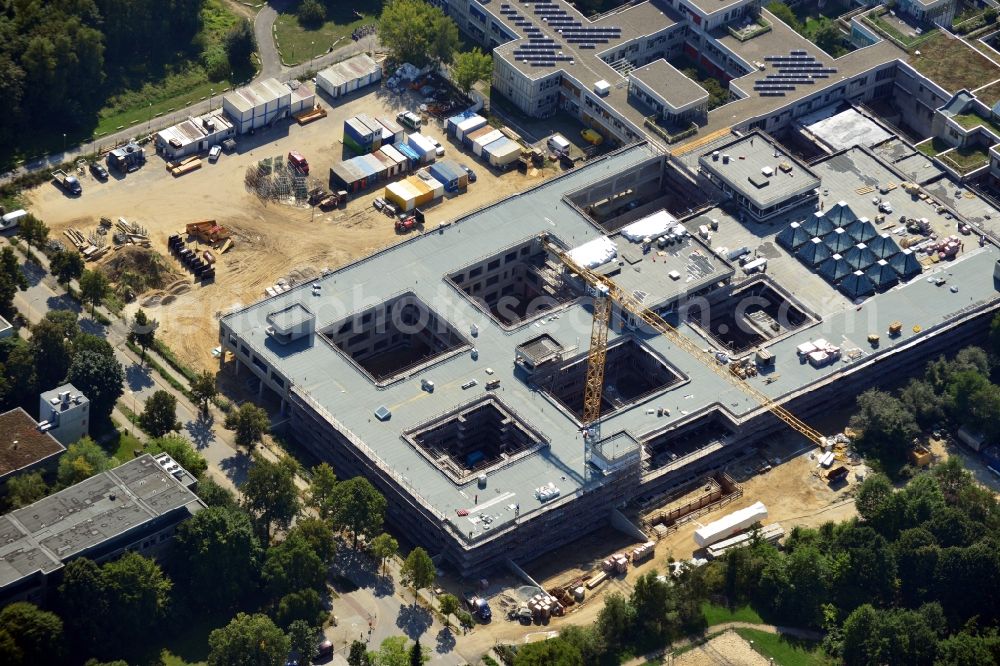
[287,151,309,175]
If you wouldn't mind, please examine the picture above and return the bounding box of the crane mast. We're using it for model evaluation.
[541,234,825,448]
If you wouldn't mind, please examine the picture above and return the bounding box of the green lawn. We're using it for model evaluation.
[916,137,950,157]
[274,0,381,65]
[864,13,938,49]
[952,112,1000,138]
[701,602,765,626]
[975,80,1000,107]
[735,628,826,666]
[908,32,1000,93]
[939,145,991,173]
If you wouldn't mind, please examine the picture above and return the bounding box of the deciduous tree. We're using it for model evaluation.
[400,547,435,604]
[225,402,270,450]
[308,462,338,519]
[174,506,261,608]
[190,370,218,412]
[370,532,398,575]
[128,308,156,363]
[331,476,386,549]
[287,619,319,665]
[0,602,64,666]
[0,246,28,318]
[79,269,108,315]
[208,613,289,666]
[5,471,48,508]
[50,249,84,284]
[57,436,114,486]
[243,454,300,539]
[139,389,177,437]
[379,0,459,67]
[452,48,492,93]
[66,349,123,423]
[263,531,327,598]
[438,594,459,627]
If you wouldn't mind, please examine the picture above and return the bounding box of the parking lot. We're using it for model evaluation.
[25,82,560,372]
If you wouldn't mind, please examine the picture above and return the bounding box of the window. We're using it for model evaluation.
[505,251,517,263]
[487,259,500,270]
[469,266,483,278]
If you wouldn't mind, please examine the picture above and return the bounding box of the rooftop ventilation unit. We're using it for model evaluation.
[594,79,611,97]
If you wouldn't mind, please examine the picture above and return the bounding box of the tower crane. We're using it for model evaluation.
[540,234,826,449]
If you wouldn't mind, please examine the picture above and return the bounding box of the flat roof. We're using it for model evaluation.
[801,107,893,152]
[0,454,204,590]
[222,142,1000,548]
[223,78,291,113]
[699,131,821,209]
[630,60,709,112]
[0,409,65,481]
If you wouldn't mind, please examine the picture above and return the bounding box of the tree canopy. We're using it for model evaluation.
[452,48,492,93]
[225,402,270,449]
[57,436,115,486]
[207,613,289,666]
[400,547,435,602]
[0,247,27,319]
[242,454,300,539]
[379,0,459,67]
[174,505,261,608]
[139,390,177,437]
[332,476,386,549]
[67,349,123,423]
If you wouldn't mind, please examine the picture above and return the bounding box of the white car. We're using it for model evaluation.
[431,139,445,157]
[208,145,222,162]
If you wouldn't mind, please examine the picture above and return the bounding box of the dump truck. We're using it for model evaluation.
[51,170,82,195]
[464,595,492,622]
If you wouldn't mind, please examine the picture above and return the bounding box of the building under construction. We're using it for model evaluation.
[220,137,1000,576]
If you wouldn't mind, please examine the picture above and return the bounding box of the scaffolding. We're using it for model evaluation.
[244,155,312,204]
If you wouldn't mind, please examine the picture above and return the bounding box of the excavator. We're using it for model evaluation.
[539,234,825,449]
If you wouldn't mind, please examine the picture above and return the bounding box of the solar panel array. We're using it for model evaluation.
[500,1,622,65]
[753,50,838,97]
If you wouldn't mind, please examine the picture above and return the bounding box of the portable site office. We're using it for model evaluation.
[483,137,521,168]
[316,53,381,98]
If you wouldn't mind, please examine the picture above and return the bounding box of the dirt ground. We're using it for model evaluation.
[25,85,557,373]
[674,630,769,666]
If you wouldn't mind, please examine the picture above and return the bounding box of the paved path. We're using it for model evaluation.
[622,622,824,666]
[0,10,379,186]
[254,0,284,79]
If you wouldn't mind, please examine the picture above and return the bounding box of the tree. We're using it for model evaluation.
[308,462,338,519]
[348,640,370,666]
[290,517,337,563]
[57,436,114,486]
[331,476,387,549]
[50,249,84,284]
[287,620,318,666]
[208,613,289,666]
[856,473,894,523]
[408,638,424,666]
[224,20,256,68]
[225,402,270,450]
[298,0,326,28]
[438,593,459,627]
[630,570,673,637]
[596,592,635,652]
[452,48,492,93]
[79,269,109,314]
[29,310,78,390]
[990,312,1000,358]
[139,390,177,437]
[147,434,208,479]
[263,532,327,598]
[243,454,300,539]
[513,637,582,666]
[74,332,115,359]
[57,558,106,650]
[559,624,606,664]
[128,308,157,363]
[190,370,218,413]
[400,547,435,604]
[275,588,325,629]
[17,214,48,247]
[198,477,240,509]
[899,378,947,429]
[766,2,801,31]
[0,246,28,318]
[5,471,48,508]
[0,602,63,666]
[379,0,459,67]
[371,532,399,575]
[813,18,844,57]
[102,552,172,647]
[849,388,920,467]
[374,636,410,666]
[67,350,123,423]
[174,506,261,608]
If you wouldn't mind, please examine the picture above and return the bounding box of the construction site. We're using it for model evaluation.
[218,121,1000,580]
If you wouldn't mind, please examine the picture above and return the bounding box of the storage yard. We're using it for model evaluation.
[25,84,556,372]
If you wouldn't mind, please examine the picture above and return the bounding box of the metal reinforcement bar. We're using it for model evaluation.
[541,235,826,448]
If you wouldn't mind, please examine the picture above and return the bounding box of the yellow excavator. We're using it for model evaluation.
[540,234,825,448]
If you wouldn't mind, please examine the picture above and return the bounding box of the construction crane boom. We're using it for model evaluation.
[542,235,825,447]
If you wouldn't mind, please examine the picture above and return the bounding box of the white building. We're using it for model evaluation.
[222,78,316,134]
[38,384,90,446]
[155,109,236,160]
[316,53,382,99]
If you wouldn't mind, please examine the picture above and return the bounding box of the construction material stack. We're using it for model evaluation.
[601,552,629,574]
[168,234,214,282]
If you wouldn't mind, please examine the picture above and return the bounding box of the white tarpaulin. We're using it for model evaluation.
[568,236,617,269]
[621,209,678,242]
[693,501,768,547]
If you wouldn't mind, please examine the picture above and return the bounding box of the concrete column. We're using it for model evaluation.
[257,378,265,399]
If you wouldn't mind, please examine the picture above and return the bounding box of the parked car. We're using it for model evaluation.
[208,145,222,162]
[460,164,477,182]
[287,150,309,175]
[89,162,109,180]
[431,138,445,157]
[373,197,385,211]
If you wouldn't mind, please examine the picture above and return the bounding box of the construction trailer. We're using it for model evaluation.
[483,136,521,168]
[406,133,437,164]
[463,125,494,149]
[376,116,405,145]
[344,116,381,155]
[330,155,381,193]
[384,174,443,212]
[428,159,467,191]
[106,142,146,173]
[315,53,382,98]
[222,78,314,134]
[395,142,420,168]
[378,143,410,174]
[473,129,505,157]
[447,113,488,142]
[373,148,405,178]
[156,110,236,160]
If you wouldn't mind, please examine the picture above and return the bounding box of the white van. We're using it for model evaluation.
[1,209,27,230]
[547,134,570,155]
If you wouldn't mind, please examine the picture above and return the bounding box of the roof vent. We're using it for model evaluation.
[594,79,611,97]
[761,166,774,177]
[722,154,730,164]
[374,405,391,421]
[712,151,720,161]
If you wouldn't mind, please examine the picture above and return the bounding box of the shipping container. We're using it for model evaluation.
[396,142,420,167]
[385,180,421,211]
[463,125,494,149]
[454,114,487,142]
[429,158,467,191]
[473,129,505,157]
[376,116,405,144]
[316,53,381,98]
[344,117,379,155]
[406,133,436,163]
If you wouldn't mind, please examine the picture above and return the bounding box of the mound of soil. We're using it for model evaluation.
[99,246,182,297]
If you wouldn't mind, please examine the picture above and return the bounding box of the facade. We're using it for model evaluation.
[0,409,65,484]
[222,78,315,134]
[220,137,1000,576]
[0,453,204,604]
[38,384,90,446]
[895,0,957,26]
[155,110,236,160]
